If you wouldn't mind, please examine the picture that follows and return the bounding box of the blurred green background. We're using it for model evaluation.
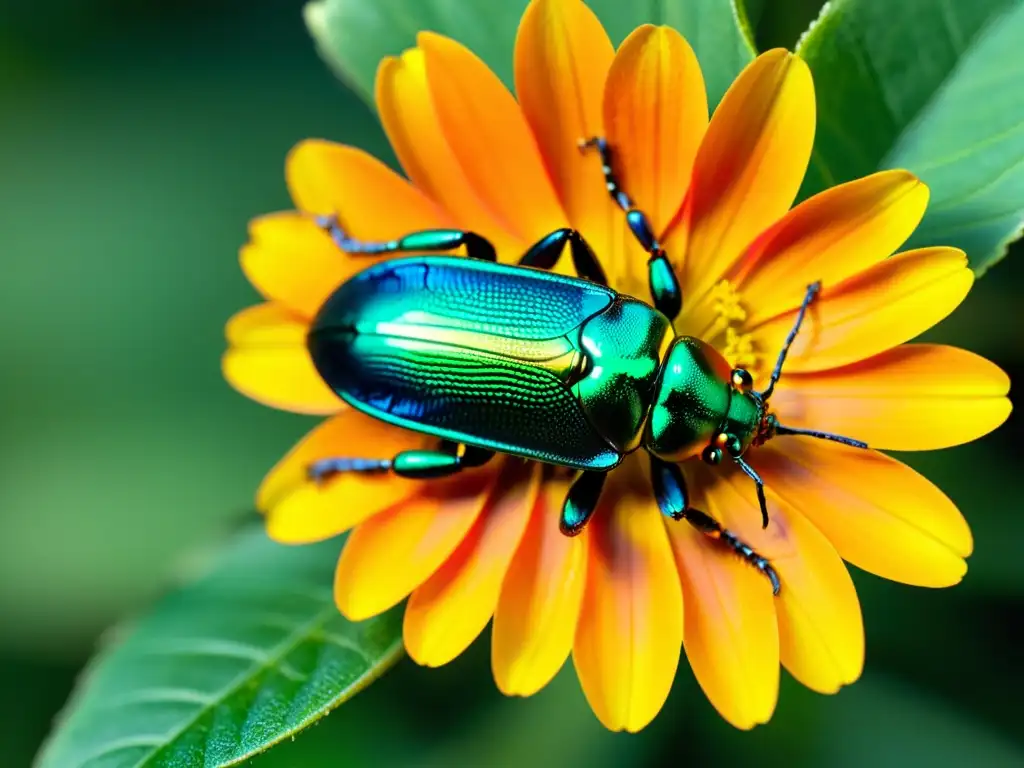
[1,0,1021,765]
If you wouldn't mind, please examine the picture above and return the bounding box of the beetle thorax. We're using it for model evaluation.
[643,337,763,462]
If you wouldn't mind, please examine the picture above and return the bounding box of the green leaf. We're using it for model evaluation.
[582,0,756,106]
[35,529,403,768]
[797,0,1024,274]
[304,0,754,110]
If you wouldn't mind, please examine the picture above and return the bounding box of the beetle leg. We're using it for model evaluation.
[306,457,392,479]
[518,228,608,286]
[579,136,682,320]
[518,229,573,271]
[565,230,608,286]
[681,507,781,596]
[559,470,608,536]
[316,214,497,262]
[733,456,770,529]
[578,137,631,211]
[308,443,495,483]
[649,456,780,595]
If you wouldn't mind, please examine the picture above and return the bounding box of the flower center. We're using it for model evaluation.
[704,279,759,371]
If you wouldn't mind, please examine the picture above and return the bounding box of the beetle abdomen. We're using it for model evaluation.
[311,331,617,467]
[308,256,622,469]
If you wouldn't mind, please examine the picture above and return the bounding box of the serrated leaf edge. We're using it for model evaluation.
[302,0,377,108]
[794,0,845,56]
[730,0,761,55]
[37,601,404,768]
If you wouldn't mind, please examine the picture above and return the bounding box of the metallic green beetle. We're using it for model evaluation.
[305,137,866,595]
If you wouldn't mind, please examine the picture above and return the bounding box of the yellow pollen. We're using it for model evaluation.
[709,279,748,324]
[706,280,759,371]
[722,327,758,371]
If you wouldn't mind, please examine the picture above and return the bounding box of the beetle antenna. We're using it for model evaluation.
[760,281,821,402]
[775,424,868,449]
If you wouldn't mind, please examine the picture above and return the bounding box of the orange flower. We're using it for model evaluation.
[223,0,1011,732]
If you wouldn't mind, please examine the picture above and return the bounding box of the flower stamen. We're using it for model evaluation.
[710,279,747,325]
[703,280,759,370]
[722,327,758,371]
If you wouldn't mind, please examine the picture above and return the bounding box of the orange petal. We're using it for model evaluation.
[286,139,451,233]
[241,212,363,319]
[419,31,566,246]
[334,469,501,621]
[376,50,522,256]
[514,0,620,269]
[668,50,815,313]
[257,411,431,544]
[693,464,863,694]
[771,344,1012,451]
[666,489,779,730]
[603,24,708,237]
[573,463,683,732]
[492,472,589,697]
[732,171,930,326]
[405,462,540,667]
[750,247,973,373]
[753,440,972,587]
[222,304,341,416]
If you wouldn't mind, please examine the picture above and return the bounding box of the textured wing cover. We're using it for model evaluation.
[319,256,613,339]
[309,257,621,469]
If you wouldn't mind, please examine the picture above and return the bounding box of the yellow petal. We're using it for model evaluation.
[603,24,708,237]
[286,139,451,231]
[668,49,815,313]
[376,50,522,256]
[692,464,863,694]
[771,344,1012,451]
[492,472,589,697]
[334,469,500,621]
[258,411,431,544]
[222,304,341,416]
[419,31,567,246]
[405,463,540,667]
[752,440,972,587]
[666,483,779,730]
[774,504,864,694]
[749,247,973,374]
[241,212,349,320]
[515,0,616,268]
[224,302,304,346]
[573,462,683,732]
[732,171,929,327]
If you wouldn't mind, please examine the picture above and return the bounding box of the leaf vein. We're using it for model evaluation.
[131,606,340,768]
[137,638,272,664]
[903,118,1024,178]
[97,688,215,711]
[926,147,1024,214]
[320,631,377,665]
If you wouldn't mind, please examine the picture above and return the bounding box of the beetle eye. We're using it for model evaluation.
[731,368,753,392]
[701,445,723,466]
